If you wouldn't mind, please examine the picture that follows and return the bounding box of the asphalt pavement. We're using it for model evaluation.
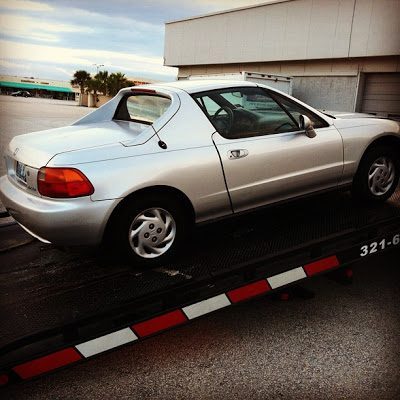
[0,95,91,177]
[1,96,400,399]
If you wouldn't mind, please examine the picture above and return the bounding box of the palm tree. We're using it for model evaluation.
[71,70,91,105]
[107,72,134,96]
[86,78,102,107]
[95,70,109,96]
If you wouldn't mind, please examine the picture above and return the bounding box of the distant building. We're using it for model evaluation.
[0,75,78,100]
[164,0,400,118]
[127,77,158,86]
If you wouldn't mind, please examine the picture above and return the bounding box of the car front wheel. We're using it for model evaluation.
[352,145,399,202]
[109,194,190,268]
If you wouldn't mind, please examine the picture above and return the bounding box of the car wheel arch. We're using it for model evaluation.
[357,134,400,171]
[103,185,196,243]
[351,135,400,202]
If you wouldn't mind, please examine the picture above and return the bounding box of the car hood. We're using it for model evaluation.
[320,110,379,119]
[8,120,153,169]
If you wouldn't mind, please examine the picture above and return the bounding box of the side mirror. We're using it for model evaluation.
[299,115,317,138]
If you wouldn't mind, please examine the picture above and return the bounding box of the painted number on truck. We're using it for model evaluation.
[360,234,400,257]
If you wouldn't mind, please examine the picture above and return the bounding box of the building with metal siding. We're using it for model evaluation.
[164,0,400,118]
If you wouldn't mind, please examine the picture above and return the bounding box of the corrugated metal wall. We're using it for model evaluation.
[292,76,358,111]
[165,0,400,67]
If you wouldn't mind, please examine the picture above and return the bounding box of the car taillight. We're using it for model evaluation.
[37,167,94,198]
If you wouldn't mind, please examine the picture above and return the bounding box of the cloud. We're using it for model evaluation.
[0,39,177,77]
[0,0,53,12]
[55,67,74,77]
[0,59,31,70]
[66,7,163,34]
[0,14,93,42]
[190,0,273,6]
[156,0,269,3]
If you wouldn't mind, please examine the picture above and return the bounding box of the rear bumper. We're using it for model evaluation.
[0,175,117,246]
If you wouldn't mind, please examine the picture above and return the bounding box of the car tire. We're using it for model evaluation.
[352,145,399,202]
[109,194,191,268]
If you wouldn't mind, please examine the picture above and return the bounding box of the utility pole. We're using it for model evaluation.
[92,64,104,75]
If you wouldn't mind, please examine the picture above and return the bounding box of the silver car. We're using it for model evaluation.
[1,80,399,267]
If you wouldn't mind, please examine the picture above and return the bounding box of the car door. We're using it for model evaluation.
[194,87,344,213]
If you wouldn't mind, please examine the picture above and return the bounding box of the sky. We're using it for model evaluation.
[0,0,271,82]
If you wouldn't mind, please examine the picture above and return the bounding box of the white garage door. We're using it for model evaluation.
[361,73,400,120]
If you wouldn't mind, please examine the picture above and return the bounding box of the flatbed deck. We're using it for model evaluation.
[1,188,399,384]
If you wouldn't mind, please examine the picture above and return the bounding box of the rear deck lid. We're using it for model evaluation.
[7,120,152,169]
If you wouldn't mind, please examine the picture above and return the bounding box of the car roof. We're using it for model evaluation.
[141,79,258,94]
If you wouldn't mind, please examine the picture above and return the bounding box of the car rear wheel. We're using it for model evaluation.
[352,145,399,202]
[110,194,190,268]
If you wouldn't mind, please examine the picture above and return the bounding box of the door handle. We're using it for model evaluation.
[228,149,249,159]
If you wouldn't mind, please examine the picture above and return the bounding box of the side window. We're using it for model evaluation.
[194,87,299,139]
[220,91,243,107]
[196,96,221,117]
[115,94,171,124]
[271,92,328,129]
[196,95,234,135]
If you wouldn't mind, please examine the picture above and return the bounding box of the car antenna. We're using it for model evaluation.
[156,133,167,149]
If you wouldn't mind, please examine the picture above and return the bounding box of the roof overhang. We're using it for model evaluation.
[0,81,73,93]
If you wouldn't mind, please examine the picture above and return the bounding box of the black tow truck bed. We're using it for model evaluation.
[1,188,399,385]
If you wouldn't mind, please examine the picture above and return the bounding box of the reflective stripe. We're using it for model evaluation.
[227,280,270,303]
[267,267,306,289]
[183,294,231,320]
[13,348,81,379]
[133,310,187,337]
[303,255,340,276]
[76,328,137,358]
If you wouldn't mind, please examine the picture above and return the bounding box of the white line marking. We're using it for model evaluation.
[183,294,231,320]
[267,267,306,289]
[76,328,137,358]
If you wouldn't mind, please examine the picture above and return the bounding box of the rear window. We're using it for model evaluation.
[114,94,171,125]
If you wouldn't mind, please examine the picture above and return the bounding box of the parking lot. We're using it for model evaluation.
[1,96,400,399]
[0,96,91,177]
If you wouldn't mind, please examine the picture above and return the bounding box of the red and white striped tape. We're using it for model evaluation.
[2,255,340,383]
